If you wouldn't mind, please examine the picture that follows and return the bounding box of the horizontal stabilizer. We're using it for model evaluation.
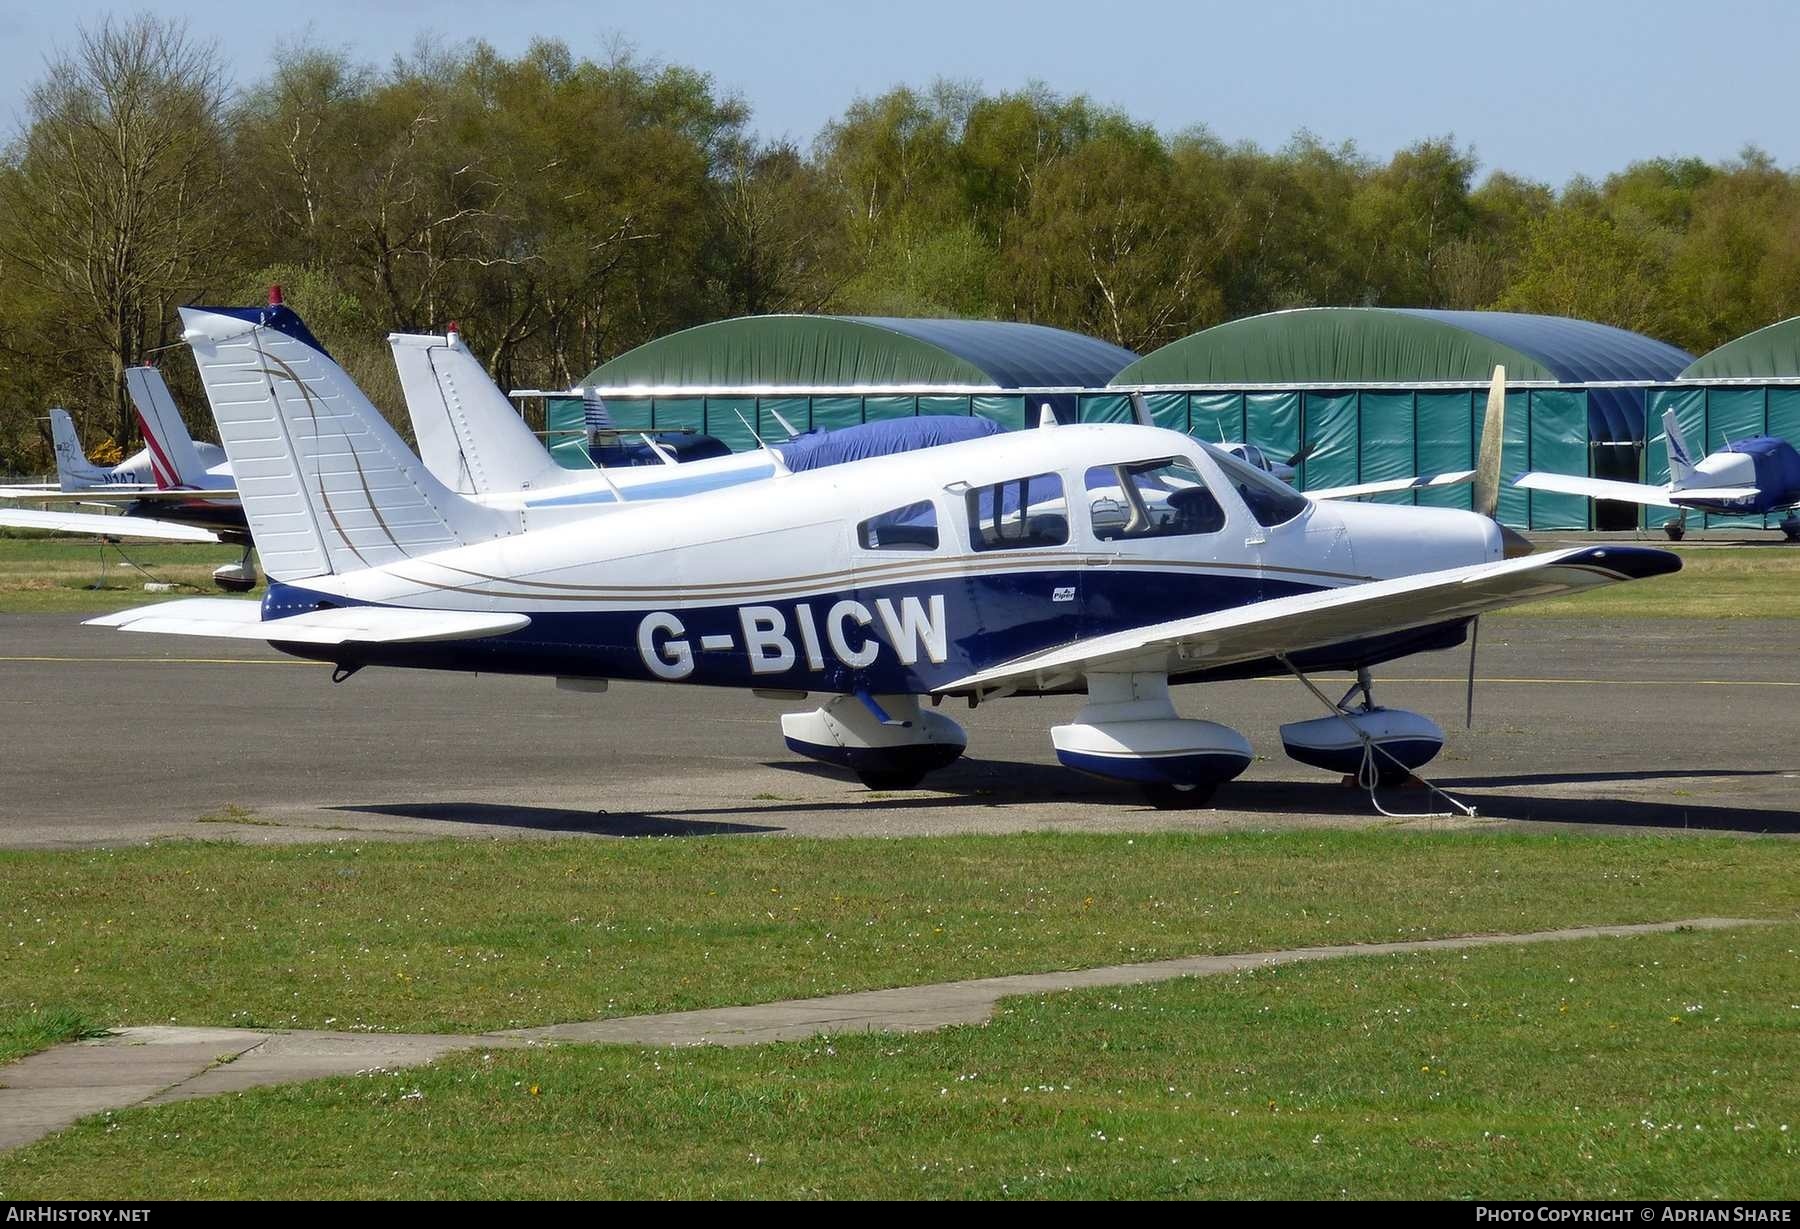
[1311,469,1475,501]
[87,599,530,645]
[941,546,1680,693]
[1513,472,1677,508]
[0,508,220,543]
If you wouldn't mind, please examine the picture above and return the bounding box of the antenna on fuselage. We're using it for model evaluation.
[638,433,678,466]
[732,409,791,476]
[1038,403,1057,428]
[767,408,803,440]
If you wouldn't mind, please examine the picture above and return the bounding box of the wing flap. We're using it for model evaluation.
[87,600,531,645]
[0,508,221,543]
[941,546,1680,693]
[1514,472,1677,507]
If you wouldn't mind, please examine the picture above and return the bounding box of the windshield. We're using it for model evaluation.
[1201,442,1311,527]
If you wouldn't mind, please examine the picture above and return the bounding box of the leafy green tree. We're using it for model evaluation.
[1494,205,1671,335]
[0,14,228,447]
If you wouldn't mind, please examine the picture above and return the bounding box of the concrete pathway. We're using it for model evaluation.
[0,917,1759,1153]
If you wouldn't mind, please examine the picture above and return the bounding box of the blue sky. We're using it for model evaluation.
[2,0,1794,187]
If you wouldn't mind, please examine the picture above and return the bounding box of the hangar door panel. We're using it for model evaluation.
[1358,392,1416,506]
[1188,392,1245,443]
[1526,391,1587,530]
[1415,391,1473,511]
[1701,389,1766,527]
[1246,392,1300,475]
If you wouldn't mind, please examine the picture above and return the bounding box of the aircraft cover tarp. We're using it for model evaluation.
[776,415,1004,473]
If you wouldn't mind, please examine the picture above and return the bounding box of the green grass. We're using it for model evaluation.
[0,534,258,613]
[1,832,1795,1037]
[0,1008,108,1067]
[1495,546,1798,619]
[2,923,1794,1198]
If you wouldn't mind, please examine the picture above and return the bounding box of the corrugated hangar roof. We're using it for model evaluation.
[1109,307,1692,442]
[1111,307,1690,385]
[583,315,1140,390]
[1679,316,1800,379]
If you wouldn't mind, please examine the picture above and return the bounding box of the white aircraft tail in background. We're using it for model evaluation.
[124,366,227,490]
[49,409,157,491]
[390,328,583,497]
[1662,408,1699,489]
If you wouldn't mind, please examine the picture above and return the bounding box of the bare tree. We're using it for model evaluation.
[0,14,228,445]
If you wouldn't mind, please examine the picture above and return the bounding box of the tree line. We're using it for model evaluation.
[3,14,1797,472]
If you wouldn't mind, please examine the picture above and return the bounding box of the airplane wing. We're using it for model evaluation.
[0,508,221,543]
[0,487,237,504]
[87,598,531,645]
[1513,472,1678,508]
[940,546,1679,693]
[1310,470,1476,501]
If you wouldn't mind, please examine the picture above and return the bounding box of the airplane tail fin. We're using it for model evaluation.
[389,329,577,496]
[1663,409,1698,489]
[49,409,110,491]
[124,366,208,489]
[179,298,519,583]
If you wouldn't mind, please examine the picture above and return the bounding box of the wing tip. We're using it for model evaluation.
[1566,545,1683,580]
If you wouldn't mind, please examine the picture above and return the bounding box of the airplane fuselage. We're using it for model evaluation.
[261,424,1501,693]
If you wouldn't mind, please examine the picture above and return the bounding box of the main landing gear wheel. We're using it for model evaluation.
[1141,781,1218,810]
[855,769,928,791]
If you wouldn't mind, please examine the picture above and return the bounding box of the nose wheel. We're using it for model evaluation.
[1141,781,1218,810]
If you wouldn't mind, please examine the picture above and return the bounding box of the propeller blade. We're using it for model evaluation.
[1472,365,1506,521]
[1128,392,1153,428]
[1472,365,1533,558]
[1284,442,1317,469]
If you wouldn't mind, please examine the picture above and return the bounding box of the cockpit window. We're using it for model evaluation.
[857,500,938,551]
[1085,458,1225,540]
[1205,443,1310,527]
[965,472,1068,551]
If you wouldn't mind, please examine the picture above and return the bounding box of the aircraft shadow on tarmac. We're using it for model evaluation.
[332,802,780,837]
[333,762,1799,839]
[773,759,1800,837]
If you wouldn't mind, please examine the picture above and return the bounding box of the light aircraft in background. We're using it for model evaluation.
[90,303,1680,808]
[0,370,256,584]
[399,327,1485,520]
[1516,409,1800,541]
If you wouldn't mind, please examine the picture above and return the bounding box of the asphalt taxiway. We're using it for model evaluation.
[2,612,1796,847]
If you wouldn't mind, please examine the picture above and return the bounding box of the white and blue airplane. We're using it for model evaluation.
[89,301,1681,806]
[1517,409,1800,540]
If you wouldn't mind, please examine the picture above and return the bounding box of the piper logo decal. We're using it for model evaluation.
[637,596,948,680]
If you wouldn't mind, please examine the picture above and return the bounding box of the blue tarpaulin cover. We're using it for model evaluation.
[776,415,1005,472]
[1734,437,1800,512]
